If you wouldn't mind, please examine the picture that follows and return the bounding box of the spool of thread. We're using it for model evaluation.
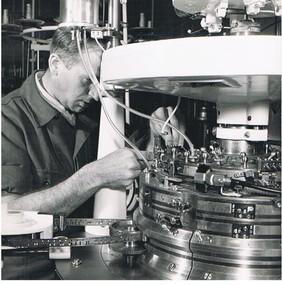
[139,12,145,28]
[26,3,32,19]
[3,9,9,24]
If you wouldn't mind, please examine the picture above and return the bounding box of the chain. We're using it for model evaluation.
[64,218,132,227]
[2,218,142,250]
[2,230,142,250]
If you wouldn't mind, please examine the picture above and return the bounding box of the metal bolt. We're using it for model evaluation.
[167,263,176,272]
[204,272,212,280]
[195,230,202,242]
[244,132,250,138]
[72,259,82,267]
[172,185,178,191]
[144,169,151,182]
[164,176,169,188]
[206,236,213,243]
[217,178,224,183]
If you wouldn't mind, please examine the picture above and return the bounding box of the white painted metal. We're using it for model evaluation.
[101,36,282,104]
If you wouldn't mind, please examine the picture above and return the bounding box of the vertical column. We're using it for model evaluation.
[86,0,126,235]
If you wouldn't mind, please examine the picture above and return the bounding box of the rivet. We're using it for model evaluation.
[72,259,82,267]
[167,263,176,272]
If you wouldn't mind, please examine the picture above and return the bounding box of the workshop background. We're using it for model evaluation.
[1,1,281,281]
[1,0,281,147]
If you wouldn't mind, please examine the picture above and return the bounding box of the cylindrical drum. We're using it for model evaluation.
[135,173,281,280]
[59,0,96,27]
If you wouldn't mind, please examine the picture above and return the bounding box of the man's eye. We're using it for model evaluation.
[82,78,92,85]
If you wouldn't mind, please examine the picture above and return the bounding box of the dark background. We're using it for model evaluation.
[1,0,281,147]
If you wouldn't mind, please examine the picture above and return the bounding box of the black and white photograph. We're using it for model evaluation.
[1,0,281,281]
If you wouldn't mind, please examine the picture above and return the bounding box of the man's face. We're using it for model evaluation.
[56,48,102,113]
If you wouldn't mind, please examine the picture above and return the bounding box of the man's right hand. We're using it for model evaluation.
[88,148,143,189]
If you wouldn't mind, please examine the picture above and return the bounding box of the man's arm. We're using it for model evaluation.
[2,148,142,215]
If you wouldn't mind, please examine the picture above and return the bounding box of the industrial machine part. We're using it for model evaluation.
[172,0,282,33]
[133,140,281,280]
[2,0,281,280]
[3,137,281,279]
[54,137,281,279]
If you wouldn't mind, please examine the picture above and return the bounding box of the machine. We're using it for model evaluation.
[2,0,281,280]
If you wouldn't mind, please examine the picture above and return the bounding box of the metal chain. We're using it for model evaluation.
[2,218,142,250]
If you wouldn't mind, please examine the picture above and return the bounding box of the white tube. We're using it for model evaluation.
[91,98,126,235]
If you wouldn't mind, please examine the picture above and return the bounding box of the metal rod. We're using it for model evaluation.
[121,0,128,44]
[22,41,25,78]
[108,0,113,26]
[22,0,25,18]
[32,0,35,18]
[31,0,35,74]
[125,90,130,124]
[112,0,120,47]
[93,0,100,26]
[102,0,106,26]
[37,50,40,70]
[151,0,154,28]
[26,42,30,78]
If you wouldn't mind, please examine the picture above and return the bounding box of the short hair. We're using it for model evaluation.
[50,28,105,69]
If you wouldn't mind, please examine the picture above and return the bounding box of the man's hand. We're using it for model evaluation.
[90,148,143,189]
[149,106,185,146]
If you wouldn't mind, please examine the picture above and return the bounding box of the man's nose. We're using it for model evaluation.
[88,84,100,101]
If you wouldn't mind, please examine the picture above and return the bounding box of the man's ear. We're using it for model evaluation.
[48,53,62,76]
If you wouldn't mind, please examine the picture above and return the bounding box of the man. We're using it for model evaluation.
[1,28,183,279]
[2,28,144,217]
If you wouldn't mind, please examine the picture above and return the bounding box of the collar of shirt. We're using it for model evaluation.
[35,71,76,127]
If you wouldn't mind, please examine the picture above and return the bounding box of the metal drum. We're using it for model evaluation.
[134,173,281,280]
[59,0,99,27]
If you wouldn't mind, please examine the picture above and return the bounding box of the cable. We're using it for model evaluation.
[161,95,181,135]
[79,29,195,157]
[100,87,195,155]
[79,29,151,170]
[97,86,152,170]
[94,36,106,52]
[100,90,195,155]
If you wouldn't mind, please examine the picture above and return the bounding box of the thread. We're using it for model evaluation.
[26,4,32,19]
[3,9,9,24]
[139,13,145,27]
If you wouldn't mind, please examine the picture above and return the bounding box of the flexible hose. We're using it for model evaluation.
[161,95,181,135]
[78,28,195,157]
[77,29,151,169]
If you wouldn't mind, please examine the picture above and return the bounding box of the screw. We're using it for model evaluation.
[206,236,213,243]
[167,263,176,272]
[244,132,250,138]
[217,178,224,183]
[72,259,82,267]
[195,230,202,242]
[204,272,213,279]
